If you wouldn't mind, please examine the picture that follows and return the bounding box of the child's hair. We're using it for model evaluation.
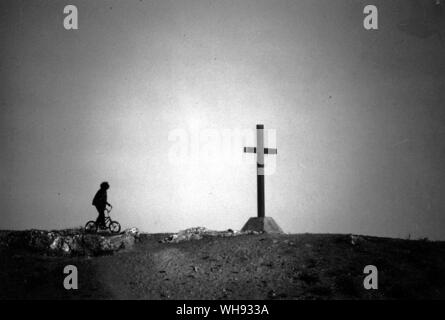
[100,181,110,189]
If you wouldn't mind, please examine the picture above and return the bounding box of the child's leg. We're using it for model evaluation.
[95,205,106,227]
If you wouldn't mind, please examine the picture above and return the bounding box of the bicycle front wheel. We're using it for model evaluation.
[109,221,121,233]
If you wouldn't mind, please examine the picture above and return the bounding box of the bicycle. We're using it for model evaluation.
[85,206,121,234]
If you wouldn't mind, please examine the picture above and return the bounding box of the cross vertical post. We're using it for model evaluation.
[242,124,282,233]
[256,124,265,218]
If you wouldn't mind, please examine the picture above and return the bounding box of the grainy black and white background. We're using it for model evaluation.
[1,0,444,240]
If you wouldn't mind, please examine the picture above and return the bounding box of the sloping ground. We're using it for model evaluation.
[1,232,445,299]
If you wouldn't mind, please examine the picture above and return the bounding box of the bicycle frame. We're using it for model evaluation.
[103,210,112,226]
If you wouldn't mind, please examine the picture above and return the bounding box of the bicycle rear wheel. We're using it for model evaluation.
[109,221,121,233]
[85,220,97,233]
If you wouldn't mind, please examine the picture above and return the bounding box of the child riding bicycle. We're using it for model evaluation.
[92,181,112,229]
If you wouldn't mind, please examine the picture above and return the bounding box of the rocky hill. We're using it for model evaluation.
[1,229,445,299]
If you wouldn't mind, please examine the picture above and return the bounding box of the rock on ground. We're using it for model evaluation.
[0,228,139,256]
[160,226,261,243]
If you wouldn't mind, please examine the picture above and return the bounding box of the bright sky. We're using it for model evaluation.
[1,0,444,239]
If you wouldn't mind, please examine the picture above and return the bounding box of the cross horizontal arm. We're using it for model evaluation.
[243,147,277,154]
[244,147,256,153]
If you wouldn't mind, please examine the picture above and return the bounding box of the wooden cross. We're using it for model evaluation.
[243,124,277,218]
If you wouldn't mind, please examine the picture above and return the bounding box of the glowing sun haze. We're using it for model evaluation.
[1,0,444,239]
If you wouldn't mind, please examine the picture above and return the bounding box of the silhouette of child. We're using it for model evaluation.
[92,182,112,229]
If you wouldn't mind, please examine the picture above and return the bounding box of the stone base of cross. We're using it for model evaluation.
[241,216,284,234]
[241,124,283,234]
